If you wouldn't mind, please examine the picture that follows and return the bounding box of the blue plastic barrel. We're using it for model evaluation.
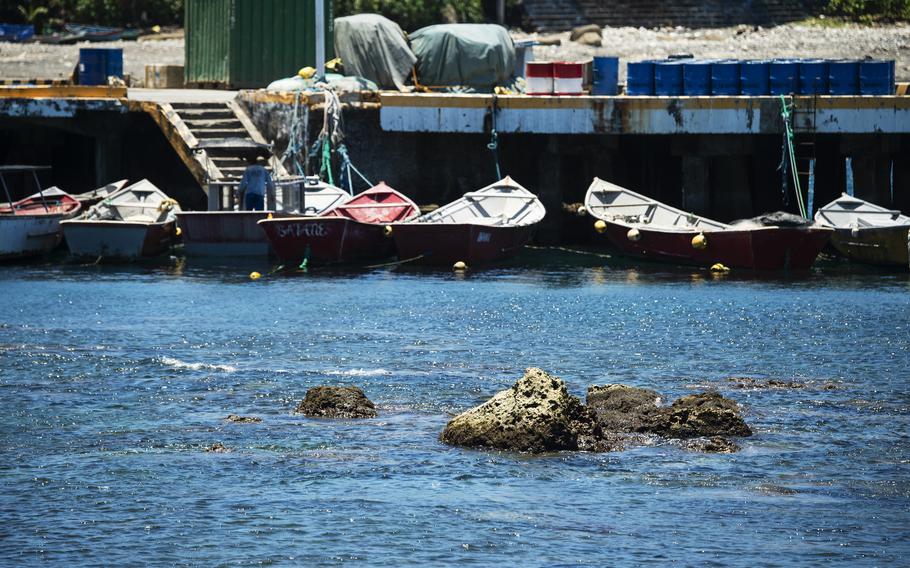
[654,61,684,96]
[799,60,829,95]
[740,60,770,95]
[683,60,711,95]
[710,61,740,95]
[828,60,859,95]
[770,60,799,95]
[626,61,655,96]
[859,60,894,95]
[78,48,124,86]
[592,56,619,95]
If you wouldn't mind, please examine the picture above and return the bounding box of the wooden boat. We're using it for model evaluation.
[584,177,832,270]
[391,176,545,266]
[0,165,81,260]
[72,179,128,208]
[60,179,180,259]
[814,193,910,268]
[63,24,124,42]
[258,182,418,265]
[178,176,348,257]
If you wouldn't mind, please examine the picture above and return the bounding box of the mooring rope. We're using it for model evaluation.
[487,93,502,180]
[779,95,807,218]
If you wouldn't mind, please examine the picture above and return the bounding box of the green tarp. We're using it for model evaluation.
[334,14,416,91]
[410,24,515,90]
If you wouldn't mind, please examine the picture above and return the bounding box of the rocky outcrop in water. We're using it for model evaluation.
[296,386,378,419]
[681,436,741,454]
[226,414,262,424]
[586,384,663,433]
[652,392,752,438]
[205,442,230,453]
[440,368,605,453]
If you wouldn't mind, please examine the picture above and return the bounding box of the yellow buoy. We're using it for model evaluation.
[710,263,730,272]
[594,220,607,234]
[692,233,708,250]
[249,271,261,280]
[382,225,393,237]
[298,66,316,79]
[267,212,273,220]
[175,227,182,237]
[626,228,641,242]
[453,261,467,271]
[576,206,587,217]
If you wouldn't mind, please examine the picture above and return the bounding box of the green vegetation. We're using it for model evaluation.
[825,0,910,21]
[0,0,183,29]
[334,0,484,31]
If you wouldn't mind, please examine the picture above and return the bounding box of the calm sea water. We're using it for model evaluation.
[1,253,908,566]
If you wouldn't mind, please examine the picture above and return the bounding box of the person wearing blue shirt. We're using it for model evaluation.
[237,156,275,211]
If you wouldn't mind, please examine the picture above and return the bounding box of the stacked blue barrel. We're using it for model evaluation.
[625,58,895,96]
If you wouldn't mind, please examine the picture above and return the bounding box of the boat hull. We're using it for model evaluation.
[828,226,910,268]
[178,211,278,257]
[0,214,68,259]
[392,223,536,265]
[598,220,832,270]
[62,220,176,259]
[259,217,395,265]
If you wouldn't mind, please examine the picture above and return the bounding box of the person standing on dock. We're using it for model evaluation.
[237,156,275,211]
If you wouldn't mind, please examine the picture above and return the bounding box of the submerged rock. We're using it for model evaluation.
[226,414,262,424]
[205,442,230,453]
[586,384,663,433]
[682,436,741,453]
[440,368,604,453]
[296,386,378,419]
[654,392,752,438]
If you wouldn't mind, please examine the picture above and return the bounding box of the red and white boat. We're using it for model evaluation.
[391,176,545,266]
[178,176,348,257]
[258,182,418,265]
[61,179,181,259]
[0,166,82,260]
[584,177,832,270]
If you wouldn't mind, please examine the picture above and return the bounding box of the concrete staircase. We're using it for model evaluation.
[145,99,288,187]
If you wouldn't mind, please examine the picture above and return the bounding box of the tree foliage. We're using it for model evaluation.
[825,0,910,21]
[334,0,484,31]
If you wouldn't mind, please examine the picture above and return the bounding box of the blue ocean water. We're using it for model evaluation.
[1,256,908,566]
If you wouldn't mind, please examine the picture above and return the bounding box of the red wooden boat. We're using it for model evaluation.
[1,166,82,260]
[391,176,546,266]
[584,178,832,270]
[258,182,419,265]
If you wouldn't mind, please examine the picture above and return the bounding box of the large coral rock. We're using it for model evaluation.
[654,392,752,438]
[295,386,378,419]
[440,368,603,453]
[586,384,663,433]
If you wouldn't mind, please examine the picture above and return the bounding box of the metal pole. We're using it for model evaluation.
[31,170,50,212]
[497,0,505,25]
[0,174,14,206]
[315,0,325,80]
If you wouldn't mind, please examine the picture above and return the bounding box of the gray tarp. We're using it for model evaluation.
[334,14,416,91]
[410,24,515,89]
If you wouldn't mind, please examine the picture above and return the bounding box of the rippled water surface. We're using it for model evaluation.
[1,255,909,566]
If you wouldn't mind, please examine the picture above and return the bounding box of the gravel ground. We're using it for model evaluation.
[1,23,908,84]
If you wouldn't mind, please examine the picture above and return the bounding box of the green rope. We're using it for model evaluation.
[779,95,807,218]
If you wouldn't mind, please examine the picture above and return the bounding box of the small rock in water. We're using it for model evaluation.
[586,384,664,433]
[205,442,230,453]
[654,392,752,438]
[682,436,740,453]
[226,414,262,424]
[296,386,378,419]
[440,367,605,453]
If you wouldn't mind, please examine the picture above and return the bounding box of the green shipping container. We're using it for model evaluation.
[185,0,334,89]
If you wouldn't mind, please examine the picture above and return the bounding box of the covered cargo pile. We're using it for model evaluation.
[410,24,515,91]
[334,14,416,92]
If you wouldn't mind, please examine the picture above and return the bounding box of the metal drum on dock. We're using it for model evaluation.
[740,60,770,96]
[682,60,711,96]
[798,60,829,95]
[654,61,684,96]
[626,61,655,96]
[710,61,740,95]
[770,60,799,95]
[828,60,860,95]
[592,56,619,95]
[859,60,895,95]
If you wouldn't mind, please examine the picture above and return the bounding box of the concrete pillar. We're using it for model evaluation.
[536,136,562,244]
[681,156,710,216]
[93,133,122,188]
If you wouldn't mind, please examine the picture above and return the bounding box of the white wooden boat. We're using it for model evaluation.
[584,177,832,270]
[61,179,181,259]
[0,165,82,260]
[72,179,129,208]
[178,176,349,257]
[391,176,545,265]
[814,193,910,268]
